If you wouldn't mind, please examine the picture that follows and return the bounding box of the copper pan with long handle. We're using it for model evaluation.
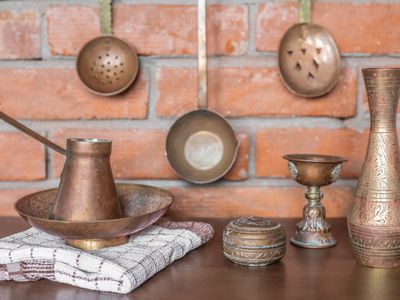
[165,0,239,184]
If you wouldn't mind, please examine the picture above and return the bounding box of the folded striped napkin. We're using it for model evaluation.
[0,220,213,294]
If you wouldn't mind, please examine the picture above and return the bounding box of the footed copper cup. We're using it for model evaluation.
[284,154,347,248]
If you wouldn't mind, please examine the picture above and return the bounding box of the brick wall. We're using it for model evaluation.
[0,0,398,219]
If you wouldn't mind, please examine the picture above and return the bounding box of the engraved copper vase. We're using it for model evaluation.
[348,68,400,268]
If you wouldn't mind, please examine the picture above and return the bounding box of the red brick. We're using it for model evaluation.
[47,6,100,56]
[0,10,39,59]
[156,67,356,118]
[52,129,248,181]
[0,189,40,216]
[256,128,368,179]
[47,4,247,56]
[0,133,45,181]
[0,68,148,120]
[52,129,174,179]
[256,2,400,54]
[167,186,353,218]
[114,4,247,56]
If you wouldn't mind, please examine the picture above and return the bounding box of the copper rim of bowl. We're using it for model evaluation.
[15,184,174,225]
[68,138,111,144]
[362,67,400,77]
[76,35,139,96]
[283,154,347,164]
[362,67,400,71]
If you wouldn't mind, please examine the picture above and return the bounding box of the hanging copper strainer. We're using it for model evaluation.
[76,0,139,96]
[278,0,340,98]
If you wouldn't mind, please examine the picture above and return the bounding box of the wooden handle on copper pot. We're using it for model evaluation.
[198,0,207,110]
[0,111,67,155]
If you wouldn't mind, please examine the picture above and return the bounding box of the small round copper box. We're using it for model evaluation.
[223,217,286,266]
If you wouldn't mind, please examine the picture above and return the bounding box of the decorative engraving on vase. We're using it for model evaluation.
[348,68,400,268]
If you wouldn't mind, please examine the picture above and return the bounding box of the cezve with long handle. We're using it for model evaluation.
[0,110,124,249]
[0,111,66,155]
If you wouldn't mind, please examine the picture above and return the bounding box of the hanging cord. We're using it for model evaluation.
[299,0,311,23]
[99,0,112,35]
[197,0,207,109]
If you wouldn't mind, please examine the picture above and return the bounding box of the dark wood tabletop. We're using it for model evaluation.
[0,217,399,300]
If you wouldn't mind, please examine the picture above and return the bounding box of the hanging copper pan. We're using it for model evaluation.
[76,0,139,96]
[278,0,340,98]
[165,0,238,184]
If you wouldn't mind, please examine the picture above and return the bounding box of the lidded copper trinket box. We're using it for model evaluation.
[223,217,286,266]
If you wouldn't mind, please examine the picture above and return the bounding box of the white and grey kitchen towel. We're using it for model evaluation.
[0,220,214,294]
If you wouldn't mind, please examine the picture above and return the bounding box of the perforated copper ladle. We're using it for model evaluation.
[76,0,139,96]
[278,0,340,98]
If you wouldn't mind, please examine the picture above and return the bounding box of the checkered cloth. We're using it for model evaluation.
[0,220,213,294]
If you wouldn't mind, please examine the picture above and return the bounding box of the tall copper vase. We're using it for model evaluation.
[348,68,400,268]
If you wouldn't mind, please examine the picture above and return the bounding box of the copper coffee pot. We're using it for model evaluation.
[0,111,122,225]
[51,138,121,222]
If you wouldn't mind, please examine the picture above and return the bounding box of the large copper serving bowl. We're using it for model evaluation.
[15,184,174,250]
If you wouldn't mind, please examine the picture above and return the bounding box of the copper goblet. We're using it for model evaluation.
[283,154,347,248]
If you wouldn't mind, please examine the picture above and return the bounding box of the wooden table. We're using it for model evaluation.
[0,217,399,300]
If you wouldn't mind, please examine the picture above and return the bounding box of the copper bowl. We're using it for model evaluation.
[166,109,239,184]
[15,184,173,250]
[283,154,347,187]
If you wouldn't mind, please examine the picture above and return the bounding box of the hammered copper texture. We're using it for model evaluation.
[278,23,340,98]
[348,68,400,268]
